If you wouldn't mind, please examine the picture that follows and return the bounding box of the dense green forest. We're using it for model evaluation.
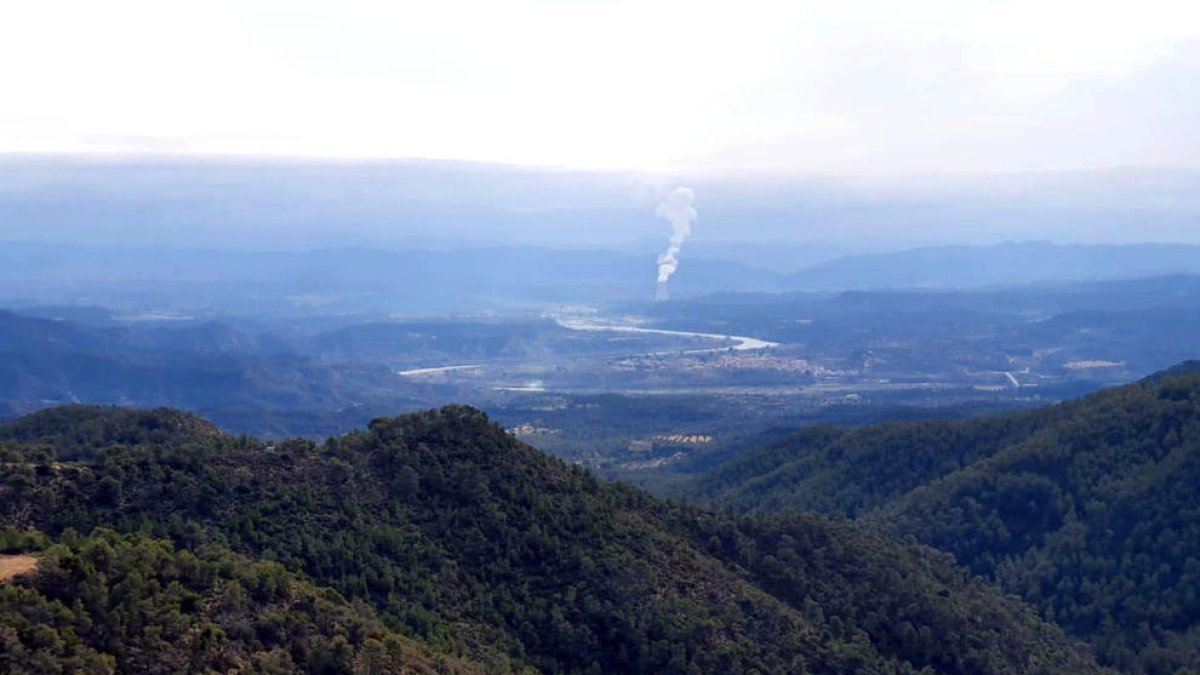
[687,363,1200,674]
[0,405,1100,673]
[0,528,479,673]
[0,405,227,459]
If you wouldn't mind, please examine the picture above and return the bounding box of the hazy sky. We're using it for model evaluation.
[3,0,1199,174]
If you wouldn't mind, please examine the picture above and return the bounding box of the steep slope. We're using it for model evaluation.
[875,368,1200,671]
[0,528,481,674]
[689,410,1073,517]
[689,363,1200,673]
[0,406,1101,674]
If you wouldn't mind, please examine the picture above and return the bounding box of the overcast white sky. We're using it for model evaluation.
[3,0,1199,174]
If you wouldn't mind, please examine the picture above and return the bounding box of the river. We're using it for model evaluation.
[555,319,778,352]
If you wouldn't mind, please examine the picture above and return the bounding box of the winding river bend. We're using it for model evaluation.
[397,320,779,378]
[555,319,778,353]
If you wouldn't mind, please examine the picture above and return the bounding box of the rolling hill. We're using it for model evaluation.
[687,363,1200,673]
[0,528,482,674]
[0,405,1101,673]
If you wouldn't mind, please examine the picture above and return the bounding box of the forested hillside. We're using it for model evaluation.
[0,528,479,673]
[0,405,225,459]
[688,363,1200,673]
[0,310,420,437]
[0,406,1100,674]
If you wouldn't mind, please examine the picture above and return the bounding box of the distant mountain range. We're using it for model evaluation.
[0,308,418,434]
[3,156,1197,251]
[0,241,783,313]
[5,240,1200,314]
[789,241,1200,290]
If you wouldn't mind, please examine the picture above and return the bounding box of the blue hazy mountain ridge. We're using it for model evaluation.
[648,274,1200,323]
[2,155,1198,251]
[789,241,1200,290]
[0,242,787,313]
[0,309,420,428]
[6,240,1200,315]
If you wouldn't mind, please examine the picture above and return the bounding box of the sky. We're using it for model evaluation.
[3,0,1199,175]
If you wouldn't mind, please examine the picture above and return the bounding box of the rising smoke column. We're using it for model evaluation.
[654,186,697,300]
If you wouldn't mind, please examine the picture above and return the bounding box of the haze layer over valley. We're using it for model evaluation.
[4,158,1200,478]
[5,3,1200,670]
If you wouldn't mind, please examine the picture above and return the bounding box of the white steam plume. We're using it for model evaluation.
[655,186,697,283]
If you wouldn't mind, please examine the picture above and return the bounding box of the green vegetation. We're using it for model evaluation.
[0,405,1100,673]
[0,405,227,459]
[688,363,1200,674]
[0,528,479,674]
[689,412,1067,518]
